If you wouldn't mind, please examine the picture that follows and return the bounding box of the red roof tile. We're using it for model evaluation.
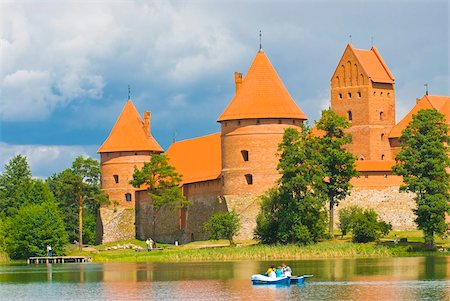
[166,133,221,185]
[389,95,450,138]
[217,50,307,122]
[98,100,163,153]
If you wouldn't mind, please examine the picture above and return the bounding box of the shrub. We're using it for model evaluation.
[204,211,240,245]
[338,206,363,237]
[352,209,392,243]
[4,201,68,259]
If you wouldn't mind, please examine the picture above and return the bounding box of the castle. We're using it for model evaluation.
[96,44,449,244]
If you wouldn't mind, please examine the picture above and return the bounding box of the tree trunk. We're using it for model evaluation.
[424,231,435,250]
[329,197,334,237]
[78,194,83,252]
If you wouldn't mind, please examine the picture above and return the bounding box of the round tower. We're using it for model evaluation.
[218,50,307,196]
[98,100,163,207]
[97,99,163,243]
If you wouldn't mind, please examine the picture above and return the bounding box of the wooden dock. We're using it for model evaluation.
[27,256,91,264]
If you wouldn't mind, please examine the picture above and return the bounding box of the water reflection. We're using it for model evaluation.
[0,257,449,300]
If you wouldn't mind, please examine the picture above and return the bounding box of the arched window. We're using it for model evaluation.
[381,154,385,160]
[358,91,362,98]
[348,111,353,121]
[381,133,385,140]
[339,93,343,99]
[348,92,352,99]
[380,112,384,121]
[113,175,119,184]
[256,119,260,125]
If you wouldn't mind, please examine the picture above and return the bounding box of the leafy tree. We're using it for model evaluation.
[351,208,392,243]
[0,155,33,217]
[130,154,189,236]
[255,126,328,245]
[4,201,67,259]
[338,205,363,237]
[204,211,240,245]
[46,156,107,248]
[27,180,55,205]
[393,109,450,249]
[316,110,358,236]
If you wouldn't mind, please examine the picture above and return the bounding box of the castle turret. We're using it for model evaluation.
[218,49,307,196]
[330,44,396,161]
[97,99,163,243]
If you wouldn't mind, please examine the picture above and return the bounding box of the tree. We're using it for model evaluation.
[47,156,107,249]
[130,154,189,236]
[0,155,33,217]
[393,109,450,249]
[316,110,358,236]
[255,126,328,245]
[3,200,67,259]
[204,211,240,245]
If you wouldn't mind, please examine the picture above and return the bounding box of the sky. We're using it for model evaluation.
[0,0,449,178]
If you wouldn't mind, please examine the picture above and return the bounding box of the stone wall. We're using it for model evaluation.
[334,187,417,230]
[223,195,262,240]
[135,179,227,244]
[96,207,135,244]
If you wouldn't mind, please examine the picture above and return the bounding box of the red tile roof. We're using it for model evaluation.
[389,95,450,138]
[98,100,163,153]
[217,50,307,122]
[351,45,395,83]
[166,133,222,185]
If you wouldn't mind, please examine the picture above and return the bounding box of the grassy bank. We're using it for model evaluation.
[64,230,449,263]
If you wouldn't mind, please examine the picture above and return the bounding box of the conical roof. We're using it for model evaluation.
[98,100,163,153]
[217,50,307,122]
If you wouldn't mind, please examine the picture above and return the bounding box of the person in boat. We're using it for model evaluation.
[282,263,292,277]
[275,266,283,278]
[265,265,276,277]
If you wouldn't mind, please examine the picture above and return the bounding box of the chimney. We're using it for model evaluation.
[234,72,242,94]
[144,111,150,136]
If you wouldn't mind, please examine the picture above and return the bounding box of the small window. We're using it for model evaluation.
[256,119,260,125]
[373,91,376,96]
[381,133,385,140]
[241,150,249,161]
[237,120,241,126]
[245,174,253,185]
[380,112,384,121]
[387,92,390,97]
[292,119,295,124]
[348,92,352,99]
[348,111,353,121]
[384,174,388,178]
[278,119,282,124]
[381,154,385,160]
[125,193,132,202]
[358,91,362,97]
[339,93,343,99]
[113,175,119,184]
[134,152,138,155]
[380,92,383,96]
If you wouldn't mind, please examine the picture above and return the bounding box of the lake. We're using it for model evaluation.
[0,257,449,300]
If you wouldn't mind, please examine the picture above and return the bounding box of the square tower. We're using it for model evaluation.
[330,44,395,161]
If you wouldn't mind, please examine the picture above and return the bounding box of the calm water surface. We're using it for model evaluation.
[0,257,449,300]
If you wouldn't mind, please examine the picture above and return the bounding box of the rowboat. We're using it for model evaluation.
[250,274,291,285]
[290,274,313,284]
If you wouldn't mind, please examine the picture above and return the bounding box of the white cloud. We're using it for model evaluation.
[0,143,98,178]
